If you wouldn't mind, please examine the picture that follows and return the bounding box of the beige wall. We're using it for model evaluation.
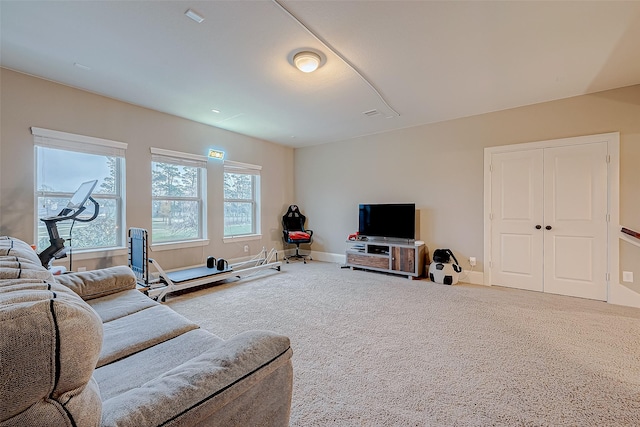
[0,68,295,270]
[294,84,640,283]
[2,67,638,294]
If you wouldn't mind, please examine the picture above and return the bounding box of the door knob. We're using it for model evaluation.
[535,225,542,229]
[545,225,552,230]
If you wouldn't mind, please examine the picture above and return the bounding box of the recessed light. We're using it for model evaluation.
[185,9,204,23]
[74,62,91,71]
[211,109,220,114]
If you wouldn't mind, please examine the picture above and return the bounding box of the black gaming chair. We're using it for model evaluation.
[282,205,313,263]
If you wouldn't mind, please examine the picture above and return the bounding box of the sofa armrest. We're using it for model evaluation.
[55,266,137,300]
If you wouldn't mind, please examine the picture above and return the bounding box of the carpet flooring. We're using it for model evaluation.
[166,261,640,426]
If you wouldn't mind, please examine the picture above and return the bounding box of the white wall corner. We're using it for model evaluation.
[608,282,640,309]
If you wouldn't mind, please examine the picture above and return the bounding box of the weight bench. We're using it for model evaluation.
[128,227,282,301]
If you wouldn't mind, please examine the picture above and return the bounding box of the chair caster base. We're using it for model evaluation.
[284,254,311,264]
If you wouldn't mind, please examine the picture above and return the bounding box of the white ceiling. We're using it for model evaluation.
[2,1,640,148]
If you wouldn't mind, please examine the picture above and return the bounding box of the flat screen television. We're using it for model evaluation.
[358,203,415,241]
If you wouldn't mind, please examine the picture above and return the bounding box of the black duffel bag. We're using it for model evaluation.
[432,249,462,273]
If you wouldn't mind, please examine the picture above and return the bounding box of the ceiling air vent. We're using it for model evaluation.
[363,109,380,117]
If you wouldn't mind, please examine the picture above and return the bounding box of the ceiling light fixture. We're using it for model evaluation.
[273,0,399,117]
[293,51,321,73]
[211,109,220,113]
[185,9,204,23]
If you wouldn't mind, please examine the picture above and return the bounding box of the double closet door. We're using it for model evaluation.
[490,142,608,300]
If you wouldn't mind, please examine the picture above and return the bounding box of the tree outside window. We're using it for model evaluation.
[35,147,124,251]
[151,160,204,243]
[223,162,260,237]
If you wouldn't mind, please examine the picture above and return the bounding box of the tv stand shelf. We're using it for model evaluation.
[345,240,426,279]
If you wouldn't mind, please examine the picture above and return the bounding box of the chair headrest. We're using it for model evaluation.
[285,205,303,218]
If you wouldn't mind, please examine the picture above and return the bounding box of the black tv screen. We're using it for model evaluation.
[358,203,415,241]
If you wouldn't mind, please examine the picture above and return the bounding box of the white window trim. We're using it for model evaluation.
[223,234,262,243]
[33,127,127,251]
[223,160,262,240]
[151,147,208,245]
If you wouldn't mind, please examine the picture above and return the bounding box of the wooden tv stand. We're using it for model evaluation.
[345,239,426,279]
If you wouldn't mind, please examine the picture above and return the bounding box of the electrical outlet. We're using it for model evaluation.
[469,257,477,266]
[623,271,634,283]
[77,267,87,272]
[244,245,249,253]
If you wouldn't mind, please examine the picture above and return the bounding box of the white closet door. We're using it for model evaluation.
[543,143,608,300]
[490,149,544,292]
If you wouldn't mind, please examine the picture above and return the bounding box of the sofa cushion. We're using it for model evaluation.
[0,264,53,281]
[0,236,54,280]
[0,236,37,259]
[87,289,157,323]
[54,266,137,300]
[0,279,51,294]
[98,305,199,368]
[95,329,224,400]
[0,281,102,425]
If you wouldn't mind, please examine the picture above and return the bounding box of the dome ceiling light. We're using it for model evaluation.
[274,0,399,117]
[293,51,321,73]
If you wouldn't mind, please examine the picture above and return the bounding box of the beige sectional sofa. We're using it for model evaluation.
[0,236,293,426]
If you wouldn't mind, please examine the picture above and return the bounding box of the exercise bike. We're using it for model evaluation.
[39,180,99,268]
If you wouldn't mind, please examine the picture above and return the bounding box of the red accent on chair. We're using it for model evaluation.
[287,231,311,240]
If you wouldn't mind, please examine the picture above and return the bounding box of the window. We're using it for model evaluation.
[32,127,127,251]
[151,148,207,244]
[223,160,261,238]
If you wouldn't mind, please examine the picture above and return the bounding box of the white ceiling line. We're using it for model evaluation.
[272,0,400,118]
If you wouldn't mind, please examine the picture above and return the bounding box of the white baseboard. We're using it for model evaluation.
[310,251,345,264]
[280,249,344,264]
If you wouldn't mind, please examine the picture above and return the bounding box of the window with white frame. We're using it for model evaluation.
[223,160,261,238]
[33,127,127,251]
[151,148,207,244]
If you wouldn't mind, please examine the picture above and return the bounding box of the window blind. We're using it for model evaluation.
[150,147,207,168]
[31,127,127,157]
[223,160,262,175]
